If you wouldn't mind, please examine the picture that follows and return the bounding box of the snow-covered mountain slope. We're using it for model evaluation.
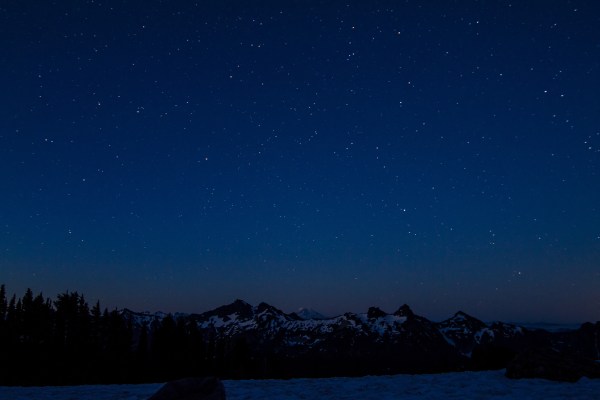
[126,301,455,347]
[120,299,596,373]
[190,302,424,351]
[437,311,524,356]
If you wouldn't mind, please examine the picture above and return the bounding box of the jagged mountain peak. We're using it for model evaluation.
[439,310,486,332]
[448,310,484,324]
[367,306,387,319]
[206,299,254,320]
[394,304,414,317]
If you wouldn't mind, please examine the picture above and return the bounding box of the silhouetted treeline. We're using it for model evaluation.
[0,286,127,385]
[0,284,257,386]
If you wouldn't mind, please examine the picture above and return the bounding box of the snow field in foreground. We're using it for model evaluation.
[1,370,600,400]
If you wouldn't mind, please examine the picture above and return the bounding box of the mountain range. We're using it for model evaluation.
[122,300,600,377]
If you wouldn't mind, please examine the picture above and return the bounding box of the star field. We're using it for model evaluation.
[1,1,599,323]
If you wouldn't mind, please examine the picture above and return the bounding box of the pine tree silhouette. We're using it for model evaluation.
[0,284,7,321]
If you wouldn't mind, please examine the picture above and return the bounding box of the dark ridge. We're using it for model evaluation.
[204,299,254,320]
[394,304,414,318]
[367,307,387,319]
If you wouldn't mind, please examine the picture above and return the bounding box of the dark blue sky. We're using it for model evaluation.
[1,1,599,323]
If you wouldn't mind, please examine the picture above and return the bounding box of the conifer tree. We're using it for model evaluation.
[21,288,33,313]
[15,298,22,324]
[90,300,103,350]
[31,292,51,345]
[0,284,7,321]
[20,288,35,343]
[6,294,16,323]
[92,300,101,321]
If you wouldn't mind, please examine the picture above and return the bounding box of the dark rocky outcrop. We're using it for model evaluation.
[147,377,225,400]
[204,300,254,321]
[506,349,600,382]
[393,304,414,318]
[367,307,387,319]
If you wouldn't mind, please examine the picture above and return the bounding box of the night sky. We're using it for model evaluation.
[1,1,599,323]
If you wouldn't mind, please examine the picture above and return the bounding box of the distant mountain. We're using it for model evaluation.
[294,308,328,320]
